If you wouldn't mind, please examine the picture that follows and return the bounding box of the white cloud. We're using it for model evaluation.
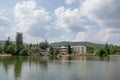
[49,35,71,43]
[79,0,120,45]
[64,0,76,4]
[0,16,11,27]
[0,9,5,15]
[12,0,52,42]
[54,6,87,32]
[74,26,109,43]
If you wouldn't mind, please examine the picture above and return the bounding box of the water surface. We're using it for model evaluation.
[0,56,120,80]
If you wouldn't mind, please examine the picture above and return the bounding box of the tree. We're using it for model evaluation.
[16,32,23,47]
[0,45,3,53]
[6,45,16,55]
[20,48,28,56]
[54,48,59,55]
[49,46,54,55]
[29,46,41,54]
[67,44,72,54]
[96,48,108,57]
[29,43,32,49]
[4,37,11,53]
[105,42,110,55]
[39,40,49,50]
[15,32,24,55]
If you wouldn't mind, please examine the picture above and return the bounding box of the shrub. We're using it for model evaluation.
[20,48,28,56]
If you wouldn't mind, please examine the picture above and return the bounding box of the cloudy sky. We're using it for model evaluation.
[0,0,120,45]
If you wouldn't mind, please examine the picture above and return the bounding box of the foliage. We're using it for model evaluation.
[20,48,28,56]
[4,37,11,53]
[6,45,16,55]
[16,32,23,48]
[15,32,24,55]
[51,41,105,47]
[29,43,32,49]
[54,48,59,55]
[67,44,72,54]
[96,48,108,57]
[29,47,41,54]
[49,46,54,55]
[39,40,49,50]
[0,45,3,53]
[105,43,110,55]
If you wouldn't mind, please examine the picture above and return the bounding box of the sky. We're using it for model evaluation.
[0,0,120,45]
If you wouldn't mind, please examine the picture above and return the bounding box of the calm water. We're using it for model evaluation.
[0,56,120,80]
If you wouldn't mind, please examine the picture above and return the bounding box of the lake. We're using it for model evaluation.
[0,56,120,80]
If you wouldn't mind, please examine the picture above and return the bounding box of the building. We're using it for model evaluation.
[54,46,69,54]
[54,46,87,55]
[72,46,86,55]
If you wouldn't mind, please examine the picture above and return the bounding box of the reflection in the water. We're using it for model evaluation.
[0,56,120,80]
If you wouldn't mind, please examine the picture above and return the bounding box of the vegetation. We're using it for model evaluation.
[4,37,11,53]
[39,40,49,50]
[49,46,54,55]
[6,45,16,55]
[50,41,104,47]
[20,48,28,56]
[67,44,72,54]
[0,32,120,57]
[0,45,3,53]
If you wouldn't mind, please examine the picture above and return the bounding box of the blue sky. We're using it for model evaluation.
[0,0,120,45]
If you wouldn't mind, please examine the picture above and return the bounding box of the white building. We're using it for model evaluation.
[54,45,87,55]
[72,46,86,55]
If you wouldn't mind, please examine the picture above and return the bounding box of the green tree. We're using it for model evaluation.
[54,48,59,55]
[20,48,28,56]
[29,43,32,49]
[29,46,41,54]
[0,45,3,53]
[96,48,108,57]
[4,37,11,53]
[49,46,54,55]
[15,32,24,55]
[105,42,110,55]
[67,44,72,54]
[6,45,16,55]
[39,40,49,50]
[16,32,23,47]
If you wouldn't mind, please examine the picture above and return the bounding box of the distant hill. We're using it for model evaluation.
[50,41,105,47]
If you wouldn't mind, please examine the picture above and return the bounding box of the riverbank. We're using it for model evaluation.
[0,54,11,56]
[110,55,120,57]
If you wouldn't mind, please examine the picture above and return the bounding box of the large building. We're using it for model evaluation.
[54,46,87,55]
[72,46,86,55]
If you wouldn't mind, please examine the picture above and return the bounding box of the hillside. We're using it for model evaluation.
[50,41,105,47]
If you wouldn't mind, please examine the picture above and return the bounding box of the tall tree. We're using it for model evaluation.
[49,46,54,55]
[67,44,72,54]
[4,37,11,53]
[105,42,110,55]
[39,40,49,50]
[15,32,23,55]
[16,32,23,47]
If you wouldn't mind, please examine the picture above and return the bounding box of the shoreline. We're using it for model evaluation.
[0,54,12,56]
[109,55,120,57]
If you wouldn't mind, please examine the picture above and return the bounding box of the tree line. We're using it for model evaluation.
[0,32,49,56]
[0,32,71,56]
[87,43,120,57]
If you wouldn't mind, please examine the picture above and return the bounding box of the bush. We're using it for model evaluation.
[96,48,108,57]
[20,48,28,56]
[6,45,16,55]
[0,45,3,53]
